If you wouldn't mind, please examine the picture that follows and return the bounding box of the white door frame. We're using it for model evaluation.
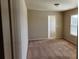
[48,15,56,39]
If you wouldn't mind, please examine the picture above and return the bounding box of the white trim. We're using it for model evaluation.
[10,0,29,59]
[29,37,63,41]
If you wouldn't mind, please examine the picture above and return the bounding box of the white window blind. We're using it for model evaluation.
[70,15,78,36]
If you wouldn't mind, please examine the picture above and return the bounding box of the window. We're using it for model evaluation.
[70,15,78,36]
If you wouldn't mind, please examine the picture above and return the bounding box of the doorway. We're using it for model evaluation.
[48,15,56,39]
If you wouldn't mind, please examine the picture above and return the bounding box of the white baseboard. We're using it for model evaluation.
[29,37,63,41]
[63,38,77,45]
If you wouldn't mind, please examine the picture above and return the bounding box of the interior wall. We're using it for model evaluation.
[28,10,63,40]
[11,0,28,59]
[63,8,78,44]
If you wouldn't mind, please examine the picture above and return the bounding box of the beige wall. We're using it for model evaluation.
[11,0,28,59]
[63,8,78,44]
[28,10,63,40]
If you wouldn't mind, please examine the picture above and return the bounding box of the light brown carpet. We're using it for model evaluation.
[27,39,76,59]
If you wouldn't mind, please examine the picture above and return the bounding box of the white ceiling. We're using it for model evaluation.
[26,0,78,11]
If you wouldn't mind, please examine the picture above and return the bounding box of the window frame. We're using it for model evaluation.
[70,14,78,36]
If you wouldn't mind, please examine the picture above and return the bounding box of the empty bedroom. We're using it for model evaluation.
[26,0,78,59]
